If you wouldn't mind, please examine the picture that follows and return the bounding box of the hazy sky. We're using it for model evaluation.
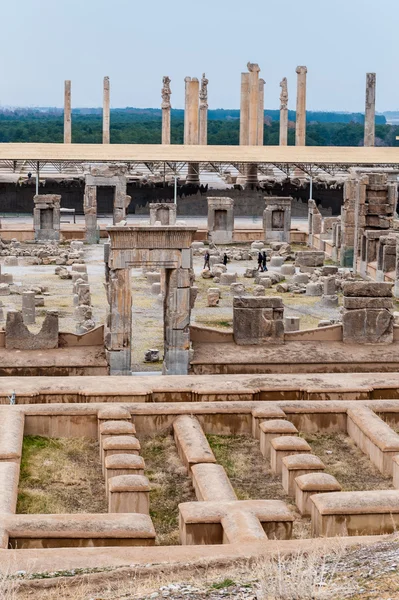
[1,0,397,112]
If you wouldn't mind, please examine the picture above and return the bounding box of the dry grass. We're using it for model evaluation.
[17,436,107,514]
[206,434,311,539]
[303,433,394,491]
[138,433,196,545]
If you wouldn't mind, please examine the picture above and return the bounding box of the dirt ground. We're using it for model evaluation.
[138,433,197,545]
[1,241,344,372]
[17,436,107,514]
[303,433,394,491]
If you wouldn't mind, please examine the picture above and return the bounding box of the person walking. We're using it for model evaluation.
[257,251,263,272]
[204,251,210,270]
[223,253,228,267]
[262,251,268,272]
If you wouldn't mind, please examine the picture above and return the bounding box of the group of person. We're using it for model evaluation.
[257,251,268,272]
[203,251,229,270]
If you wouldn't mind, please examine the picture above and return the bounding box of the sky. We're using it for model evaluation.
[0,0,397,112]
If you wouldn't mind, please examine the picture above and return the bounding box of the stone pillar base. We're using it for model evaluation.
[86,227,100,244]
[163,348,190,375]
[107,349,131,376]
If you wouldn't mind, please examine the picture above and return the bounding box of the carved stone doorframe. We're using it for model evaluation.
[104,226,197,376]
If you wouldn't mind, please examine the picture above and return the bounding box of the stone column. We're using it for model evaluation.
[295,66,307,146]
[84,185,98,244]
[161,76,171,145]
[64,80,71,144]
[106,268,132,375]
[103,76,110,144]
[163,267,191,375]
[199,73,208,146]
[279,78,288,146]
[257,79,265,146]
[248,63,260,146]
[364,72,376,147]
[184,77,200,185]
[239,72,250,146]
[22,291,35,325]
[247,63,260,186]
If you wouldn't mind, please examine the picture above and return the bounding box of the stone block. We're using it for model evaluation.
[282,454,326,496]
[295,473,341,516]
[295,251,324,267]
[230,283,246,296]
[5,310,58,350]
[220,273,237,285]
[151,282,161,296]
[285,316,300,332]
[305,283,323,296]
[324,277,336,296]
[146,272,161,285]
[320,295,338,308]
[269,256,285,268]
[321,266,338,276]
[244,268,258,278]
[293,273,309,285]
[343,297,393,310]
[342,308,394,344]
[343,282,392,297]
[257,276,272,288]
[108,474,150,514]
[253,285,265,297]
[0,284,10,296]
[280,264,296,276]
[233,296,283,309]
[207,288,220,307]
[259,420,298,459]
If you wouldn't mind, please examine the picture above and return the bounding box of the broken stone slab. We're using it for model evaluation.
[285,316,300,332]
[256,276,272,289]
[293,273,309,285]
[34,295,45,307]
[343,282,393,297]
[321,266,339,276]
[324,277,337,296]
[0,284,10,296]
[276,283,289,293]
[244,268,258,278]
[342,308,394,344]
[201,269,213,279]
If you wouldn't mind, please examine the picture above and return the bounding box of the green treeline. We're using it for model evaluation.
[0,109,397,146]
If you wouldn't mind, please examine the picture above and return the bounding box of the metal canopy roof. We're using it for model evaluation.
[0,143,398,167]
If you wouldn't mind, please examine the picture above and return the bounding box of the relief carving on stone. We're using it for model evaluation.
[199,73,208,109]
[280,78,288,110]
[161,76,172,109]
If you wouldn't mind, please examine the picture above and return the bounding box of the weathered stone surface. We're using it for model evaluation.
[234,296,283,309]
[0,284,10,296]
[342,308,393,344]
[321,266,339,276]
[5,310,58,350]
[269,256,284,268]
[295,251,324,267]
[285,316,300,332]
[343,297,393,310]
[324,277,336,296]
[343,282,392,297]
[244,267,258,278]
[230,283,246,296]
[253,285,265,297]
[320,294,338,308]
[293,273,309,285]
[276,283,289,293]
[256,276,272,288]
[305,283,323,296]
[207,288,220,307]
[220,273,237,285]
[280,264,295,276]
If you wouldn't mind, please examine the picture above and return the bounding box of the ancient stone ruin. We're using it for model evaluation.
[207,197,234,244]
[33,194,61,241]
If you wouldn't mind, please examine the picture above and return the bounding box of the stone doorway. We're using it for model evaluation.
[104,225,197,376]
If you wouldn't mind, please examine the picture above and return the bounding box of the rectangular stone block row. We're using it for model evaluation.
[347,406,399,476]
[0,410,24,462]
[251,404,287,439]
[0,513,156,549]
[310,490,399,537]
[173,415,216,472]
[191,463,237,502]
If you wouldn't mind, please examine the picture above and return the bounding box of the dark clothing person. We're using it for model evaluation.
[204,251,210,270]
[223,253,228,266]
[262,251,268,271]
[257,252,263,271]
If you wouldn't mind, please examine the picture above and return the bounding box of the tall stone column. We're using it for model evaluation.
[64,80,72,144]
[106,268,132,375]
[161,76,172,145]
[248,62,260,146]
[103,76,110,144]
[257,78,265,146]
[295,66,307,146]
[364,72,376,147]
[239,72,250,145]
[199,73,208,145]
[246,63,260,186]
[184,77,200,185]
[279,77,288,146]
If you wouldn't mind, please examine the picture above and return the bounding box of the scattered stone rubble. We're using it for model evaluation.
[0,238,84,265]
